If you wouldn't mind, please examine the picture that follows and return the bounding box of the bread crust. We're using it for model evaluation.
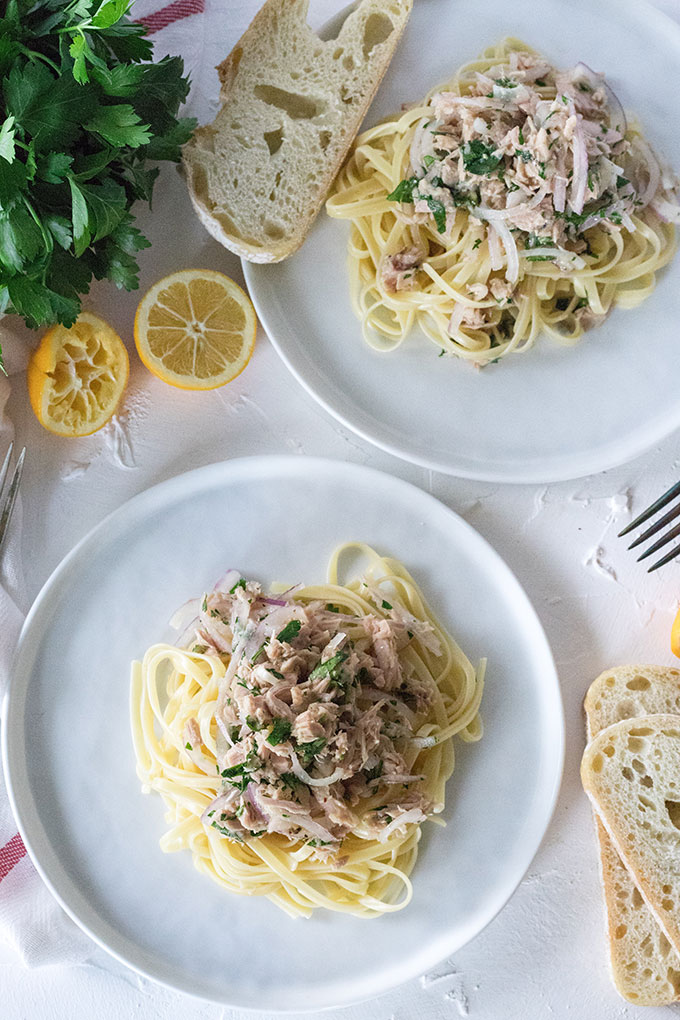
[182,0,413,263]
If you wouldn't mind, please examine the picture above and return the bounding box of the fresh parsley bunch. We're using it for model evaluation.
[0,0,197,366]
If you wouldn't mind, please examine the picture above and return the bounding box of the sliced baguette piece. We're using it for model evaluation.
[182,0,413,263]
[582,714,680,977]
[585,666,680,1005]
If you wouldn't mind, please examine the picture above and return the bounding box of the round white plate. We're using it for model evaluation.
[244,0,680,483]
[2,457,562,1010]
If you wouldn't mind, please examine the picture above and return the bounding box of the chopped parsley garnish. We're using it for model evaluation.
[307,839,333,847]
[381,599,393,610]
[525,235,555,249]
[386,175,419,203]
[357,667,372,685]
[535,78,547,87]
[419,194,447,233]
[229,725,241,742]
[229,578,246,594]
[210,821,243,841]
[201,596,208,612]
[280,772,301,791]
[449,185,480,209]
[616,175,629,189]
[364,760,384,782]
[245,715,262,732]
[185,742,193,750]
[309,649,349,685]
[268,668,285,679]
[296,737,327,766]
[609,210,623,225]
[267,718,293,746]
[422,154,436,167]
[251,642,267,663]
[518,126,524,144]
[577,81,592,93]
[191,644,207,654]
[276,619,301,643]
[525,254,555,262]
[326,604,340,613]
[495,76,517,88]
[515,149,532,163]
[461,139,502,175]
[209,608,221,617]
[472,238,482,250]
[576,296,589,309]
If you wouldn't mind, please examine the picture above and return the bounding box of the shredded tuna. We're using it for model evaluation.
[186,575,440,859]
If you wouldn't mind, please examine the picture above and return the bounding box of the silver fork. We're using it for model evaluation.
[0,442,26,561]
[618,480,680,572]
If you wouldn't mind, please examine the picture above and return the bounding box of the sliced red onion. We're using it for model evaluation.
[475,187,547,221]
[632,137,661,209]
[650,196,680,223]
[213,568,241,593]
[377,807,426,842]
[169,598,200,632]
[569,111,588,215]
[289,751,346,788]
[521,246,586,270]
[263,597,288,606]
[491,219,519,284]
[486,224,503,270]
[448,302,466,335]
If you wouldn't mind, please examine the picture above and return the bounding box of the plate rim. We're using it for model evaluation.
[2,455,565,1009]
[244,0,680,484]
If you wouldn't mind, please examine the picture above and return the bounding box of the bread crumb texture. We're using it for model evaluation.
[182,0,412,262]
[583,712,680,1002]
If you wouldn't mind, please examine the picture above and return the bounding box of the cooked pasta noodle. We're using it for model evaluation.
[326,38,679,364]
[130,544,484,918]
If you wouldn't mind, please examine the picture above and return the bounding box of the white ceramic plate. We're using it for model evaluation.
[2,457,562,1010]
[244,0,680,483]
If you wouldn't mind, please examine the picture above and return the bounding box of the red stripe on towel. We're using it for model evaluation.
[138,0,205,35]
[0,832,27,882]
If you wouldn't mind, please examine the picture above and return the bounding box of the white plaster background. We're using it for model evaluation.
[3,0,680,1016]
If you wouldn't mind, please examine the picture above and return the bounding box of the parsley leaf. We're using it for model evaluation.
[267,718,292,746]
[461,140,502,175]
[0,1,194,355]
[276,620,301,643]
[309,649,348,683]
[386,175,419,203]
[296,737,327,766]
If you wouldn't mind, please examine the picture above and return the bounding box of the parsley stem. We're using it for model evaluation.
[18,46,60,74]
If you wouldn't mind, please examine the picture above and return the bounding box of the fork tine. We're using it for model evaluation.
[648,539,680,573]
[0,441,14,499]
[618,480,680,537]
[0,446,25,554]
[636,519,680,562]
[628,500,680,550]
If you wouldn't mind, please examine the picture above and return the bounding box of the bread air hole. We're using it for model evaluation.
[614,924,627,939]
[667,968,680,995]
[630,727,653,737]
[663,898,675,911]
[264,128,284,155]
[626,675,651,691]
[603,745,615,757]
[591,753,604,773]
[622,766,634,781]
[362,13,394,58]
[254,85,326,120]
[632,886,644,908]
[632,758,647,774]
[665,799,680,830]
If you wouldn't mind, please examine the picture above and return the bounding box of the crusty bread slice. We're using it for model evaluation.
[582,713,680,983]
[182,0,413,263]
[585,666,680,1005]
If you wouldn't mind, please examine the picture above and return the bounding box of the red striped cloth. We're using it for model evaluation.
[137,0,205,35]
[0,832,26,883]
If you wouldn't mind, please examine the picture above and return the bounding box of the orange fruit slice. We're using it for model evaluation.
[672,606,680,659]
[27,312,129,437]
[133,269,257,390]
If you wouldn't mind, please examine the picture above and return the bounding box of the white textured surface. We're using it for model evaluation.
[2,0,680,1016]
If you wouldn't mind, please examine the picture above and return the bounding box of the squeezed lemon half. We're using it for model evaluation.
[27,312,129,437]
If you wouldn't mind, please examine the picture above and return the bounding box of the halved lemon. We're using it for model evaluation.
[134,269,257,390]
[27,312,129,437]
